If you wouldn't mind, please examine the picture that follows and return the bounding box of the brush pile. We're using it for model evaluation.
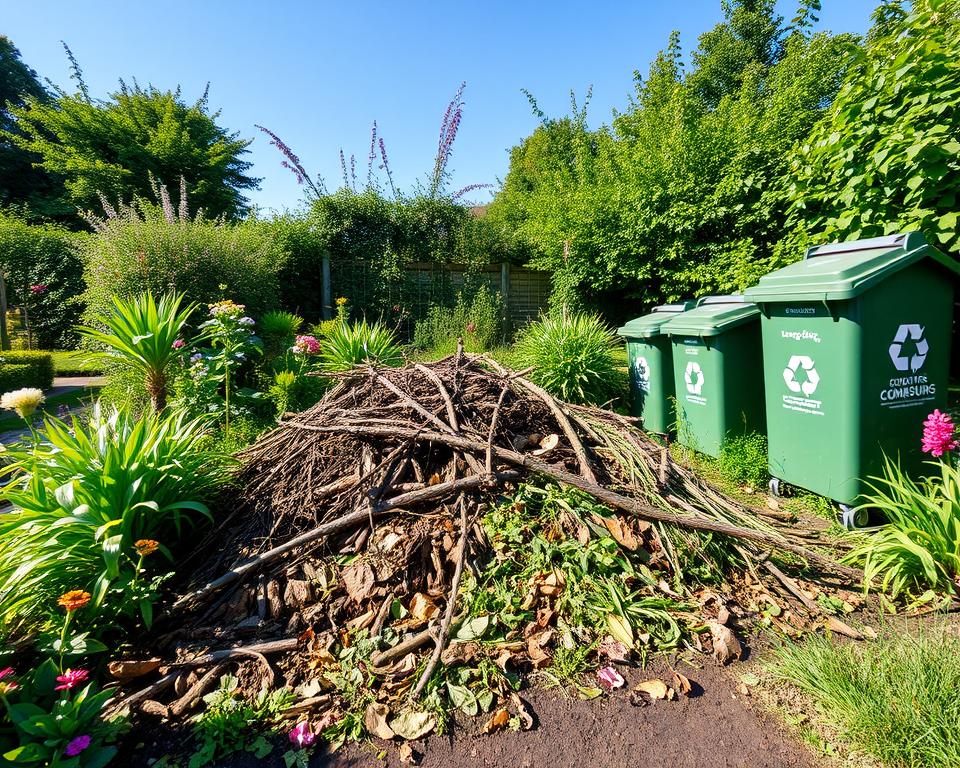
[113,351,863,744]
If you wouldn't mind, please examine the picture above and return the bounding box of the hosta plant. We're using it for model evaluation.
[0,405,232,636]
[319,320,402,372]
[513,312,620,405]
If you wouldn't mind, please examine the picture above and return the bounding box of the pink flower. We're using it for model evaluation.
[64,734,91,757]
[172,339,186,350]
[55,669,89,691]
[597,666,625,691]
[289,720,315,748]
[0,667,13,681]
[922,409,958,457]
[29,284,49,295]
[292,335,321,356]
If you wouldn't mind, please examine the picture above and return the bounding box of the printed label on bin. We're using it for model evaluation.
[684,361,706,405]
[781,355,823,416]
[633,356,651,393]
[881,323,935,409]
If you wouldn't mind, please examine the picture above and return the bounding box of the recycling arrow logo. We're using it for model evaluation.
[888,323,928,372]
[783,355,820,397]
[684,361,704,395]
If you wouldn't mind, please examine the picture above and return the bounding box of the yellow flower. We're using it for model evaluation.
[134,539,160,557]
[57,590,92,612]
[335,297,348,306]
[0,388,45,419]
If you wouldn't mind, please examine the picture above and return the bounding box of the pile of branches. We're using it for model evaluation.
[111,351,862,736]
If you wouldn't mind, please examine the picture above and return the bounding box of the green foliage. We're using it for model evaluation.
[4,73,257,220]
[784,0,960,255]
[0,658,123,767]
[78,292,195,412]
[80,187,284,328]
[770,625,960,767]
[50,351,103,377]
[716,432,769,487]
[0,351,54,391]
[259,310,303,362]
[0,363,33,393]
[189,674,292,768]
[319,320,402,372]
[513,312,621,405]
[0,405,232,637]
[0,212,86,349]
[413,284,504,354]
[266,368,326,416]
[844,458,960,599]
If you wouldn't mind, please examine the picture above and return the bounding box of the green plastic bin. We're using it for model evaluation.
[617,302,695,434]
[661,296,766,458]
[744,232,960,525]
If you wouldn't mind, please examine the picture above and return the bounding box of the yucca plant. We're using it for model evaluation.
[78,291,196,412]
[513,311,620,405]
[0,404,232,635]
[319,320,402,371]
[845,457,960,598]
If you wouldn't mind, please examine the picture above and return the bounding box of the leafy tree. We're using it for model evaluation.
[783,0,960,255]
[5,54,258,220]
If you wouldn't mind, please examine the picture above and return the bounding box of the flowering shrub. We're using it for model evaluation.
[0,658,122,767]
[291,335,321,356]
[413,285,504,354]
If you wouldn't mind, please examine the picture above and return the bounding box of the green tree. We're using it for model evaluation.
[5,59,258,220]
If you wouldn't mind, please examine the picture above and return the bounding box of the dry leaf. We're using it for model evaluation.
[709,622,742,665]
[364,702,396,740]
[390,710,437,741]
[511,693,534,731]
[634,679,673,700]
[482,707,511,734]
[398,743,420,765]
[597,635,630,663]
[342,560,375,603]
[428,473,442,486]
[409,593,440,625]
[283,579,313,610]
[345,608,375,631]
[602,517,639,550]
[826,616,863,640]
[532,433,560,456]
[527,629,553,668]
[671,670,693,697]
[107,659,161,683]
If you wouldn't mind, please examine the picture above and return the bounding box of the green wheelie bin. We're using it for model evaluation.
[661,296,766,458]
[617,302,696,434]
[743,232,960,528]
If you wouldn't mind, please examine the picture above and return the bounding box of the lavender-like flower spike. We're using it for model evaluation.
[379,137,398,200]
[178,175,189,221]
[367,121,378,189]
[451,183,494,202]
[431,81,467,197]
[159,181,176,224]
[340,149,349,190]
[350,154,357,191]
[255,124,326,199]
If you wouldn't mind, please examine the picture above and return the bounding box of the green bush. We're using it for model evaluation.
[414,284,504,354]
[0,350,54,390]
[319,320,402,372]
[0,363,34,393]
[259,310,303,364]
[716,432,769,488]
[513,312,620,405]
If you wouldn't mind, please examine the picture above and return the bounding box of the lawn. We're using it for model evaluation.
[50,349,103,376]
[0,384,100,433]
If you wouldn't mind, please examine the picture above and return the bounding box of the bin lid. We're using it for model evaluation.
[617,301,696,338]
[744,232,960,302]
[661,295,760,337]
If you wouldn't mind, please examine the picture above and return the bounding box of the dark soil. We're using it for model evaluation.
[175,659,813,768]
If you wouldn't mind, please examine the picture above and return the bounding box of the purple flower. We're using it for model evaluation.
[922,409,958,457]
[190,353,203,364]
[64,735,91,757]
[239,316,255,326]
[289,720,315,747]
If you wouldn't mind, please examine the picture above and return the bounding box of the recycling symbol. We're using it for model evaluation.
[783,355,820,397]
[684,361,704,395]
[633,356,650,391]
[888,323,928,372]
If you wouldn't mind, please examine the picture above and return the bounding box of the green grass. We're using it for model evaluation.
[769,625,960,767]
[51,350,104,376]
[0,386,100,433]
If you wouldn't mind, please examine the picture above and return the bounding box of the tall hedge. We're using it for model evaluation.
[0,212,86,349]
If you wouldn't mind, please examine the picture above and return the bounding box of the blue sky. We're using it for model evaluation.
[4,1,878,214]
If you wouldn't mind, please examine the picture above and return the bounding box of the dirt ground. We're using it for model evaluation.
[189,657,812,768]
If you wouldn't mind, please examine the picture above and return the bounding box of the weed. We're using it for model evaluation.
[716,432,768,488]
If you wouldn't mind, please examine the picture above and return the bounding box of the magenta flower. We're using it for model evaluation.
[921,409,958,458]
[172,339,186,350]
[29,284,49,295]
[292,335,321,356]
[289,720,315,748]
[0,667,13,681]
[597,666,625,691]
[64,734,91,757]
[55,669,89,691]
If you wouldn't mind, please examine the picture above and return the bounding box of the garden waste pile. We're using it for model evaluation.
[113,351,861,750]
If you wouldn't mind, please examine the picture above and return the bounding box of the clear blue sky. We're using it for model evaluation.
[3,1,878,214]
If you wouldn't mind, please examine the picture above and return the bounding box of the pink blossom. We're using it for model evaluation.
[64,734,91,757]
[922,409,958,457]
[29,284,49,295]
[55,669,89,691]
[0,667,13,681]
[172,339,186,350]
[289,720,315,747]
[597,666,625,691]
[292,335,321,356]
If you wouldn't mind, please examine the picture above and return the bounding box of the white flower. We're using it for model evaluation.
[0,388,45,419]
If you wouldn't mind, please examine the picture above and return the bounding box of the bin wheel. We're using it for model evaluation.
[768,477,783,497]
[839,504,869,530]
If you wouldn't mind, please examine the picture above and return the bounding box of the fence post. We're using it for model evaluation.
[321,252,332,320]
[500,261,510,339]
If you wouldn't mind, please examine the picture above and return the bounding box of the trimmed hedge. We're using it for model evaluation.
[0,351,54,391]
[0,364,35,393]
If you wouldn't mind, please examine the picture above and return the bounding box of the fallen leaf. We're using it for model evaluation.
[428,473,442,486]
[634,679,673,701]
[398,743,420,765]
[709,621,742,665]
[532,433,560,455]
[671,670,693,696]
[602,517,639,550]
[826,616,863,640]
[364,702,396,740]
[482,707,510,734]
[527,629,553,668]
[107,658,161,683]
[389,710,437,741]
[539,570,565,596]
[342,560,376,603]
[597,635,630,663]
[597,666,625,691]
[510,693,534,731]
[454,615,491,642]
[409,593,440,625]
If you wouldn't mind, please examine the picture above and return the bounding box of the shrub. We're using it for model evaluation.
[259,310,303,363]
[319,320,402,372]
[716,432,769,488]
[513,312,620,405]
[414,285,504,354]
[0,351,54,391]
[80,191,284,329]
[844,457,960,599]
[0,405,232,636]
[0,363,36,393]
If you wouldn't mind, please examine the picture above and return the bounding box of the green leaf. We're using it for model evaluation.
[454,615,491,641]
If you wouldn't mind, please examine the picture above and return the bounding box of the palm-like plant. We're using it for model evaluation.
[319,319,402,371]
[78,291,196,412]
